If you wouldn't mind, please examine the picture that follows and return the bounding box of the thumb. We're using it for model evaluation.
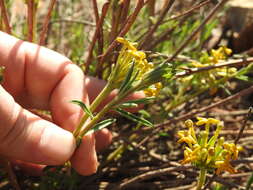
[0,85,76,165]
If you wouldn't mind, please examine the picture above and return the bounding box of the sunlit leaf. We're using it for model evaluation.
[87,118,116,135]
[71,100,94,119]
[115,108,153,127]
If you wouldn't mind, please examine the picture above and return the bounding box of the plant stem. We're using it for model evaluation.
[78,96,119,137]
[39,0,57,45]
[73,82,114,137]
[196,168,207,190]
[78,83,140,138]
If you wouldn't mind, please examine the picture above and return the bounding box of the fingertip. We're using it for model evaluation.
[95,129,113,152]
[70,134,98,176]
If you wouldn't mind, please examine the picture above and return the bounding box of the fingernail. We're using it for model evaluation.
[40,126,76,164]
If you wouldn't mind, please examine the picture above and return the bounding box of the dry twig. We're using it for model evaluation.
[39,0,57,45]
[0,0,11,34]
[165,0,229,63]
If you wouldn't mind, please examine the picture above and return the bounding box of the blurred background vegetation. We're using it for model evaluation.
[1,0,253,189]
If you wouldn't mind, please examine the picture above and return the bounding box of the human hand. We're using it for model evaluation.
[0,32,143,175]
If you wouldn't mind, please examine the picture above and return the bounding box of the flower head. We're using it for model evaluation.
[188,47,236,95]
[109,38,169,97]
[113,37,153,85]
[177,117,242,175]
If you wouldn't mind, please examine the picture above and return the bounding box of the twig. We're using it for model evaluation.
[0,157,20,190]
[163,0,211,23]
[92,0,104,56]
[164,0,229,63]
[27,0,36,42]
[147,0,155,17]
[0,0,11,34]
[139,0,175,49]
[39,0,57,45]
[119,0,130,29]
[112,165,193,190]
[98,0,145,64]
[92,0,99,23]
[49,19,95,26]
[175,57,253,78]
[156,85,253,129]
[234,107,253,145]
[145,16,187,50]
[109,1,123,43]
[85,2,110,74]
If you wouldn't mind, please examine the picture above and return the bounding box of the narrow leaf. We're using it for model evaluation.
[71,100,94,119]
[246,172,253,190]
[119,62,135,93]
[87,118,116,135]
[123,97,155,104]
[118,102,138,108]
[115,108,153,127]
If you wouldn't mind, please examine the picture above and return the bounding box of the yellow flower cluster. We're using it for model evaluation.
[190,46,236,95]
[209,46,232,64]
[143,82,162,97]
[115,37,162,96]
[177,117,242,175]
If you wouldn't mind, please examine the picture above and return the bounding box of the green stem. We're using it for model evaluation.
[196,168,207,190]
[78,83,140,138]
[78,97,119,137]
[73,82,115,137]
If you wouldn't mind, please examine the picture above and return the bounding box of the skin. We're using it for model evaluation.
[0,32,143,175]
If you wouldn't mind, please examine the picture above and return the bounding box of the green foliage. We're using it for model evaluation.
[71,100,94,119]
[115,108,153,128]
[246,172,253,190]
[87,118,116,135]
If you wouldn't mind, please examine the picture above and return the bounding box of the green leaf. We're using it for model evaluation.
[246,172,253,190]
[158,132,169,137]
[71,100,94,119]
[236,75,253,83]
[115,108,153,127]
[87,118,116,135]
[118,102,138,108]
[117,97,155,109]
[118,62,135,94]
[138,109,151,118]
[124,97,155,104]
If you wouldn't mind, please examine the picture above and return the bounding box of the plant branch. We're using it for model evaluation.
[163,0,211,23]
[92,0,104,57]
[175,57,253,78]
[85,2,110,74]
[156,85,253,129]
[164,0,229,63]
[39,0,57,45]
[98,0,145,64]
[234,107,253,145]
[0,0,11,34]
[27,0,36,42]
[139,0,175,49]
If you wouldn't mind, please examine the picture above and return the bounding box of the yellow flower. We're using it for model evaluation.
[209,46,232,64]
[181,146,200,164]
[144,82,162,97]
[215,154,236,175]
[177,130,196,146]
[116,37,137,51]
[223,142,243,160]
[114,37,154,86]
[196,117,220,126]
